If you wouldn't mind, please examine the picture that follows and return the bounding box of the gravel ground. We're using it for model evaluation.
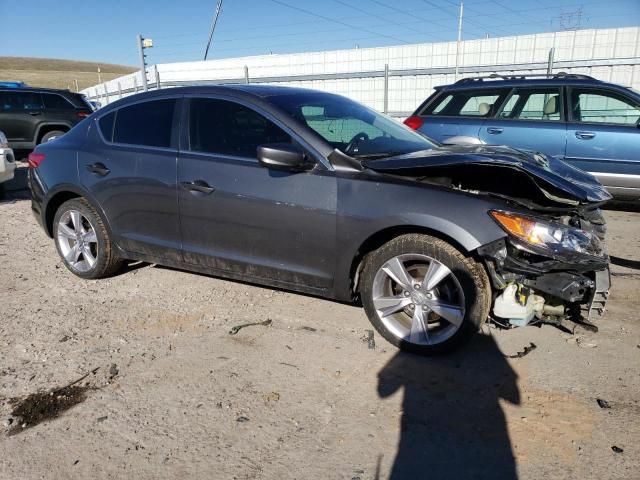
[1,166,639,479]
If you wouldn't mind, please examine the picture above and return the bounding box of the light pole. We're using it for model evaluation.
[137,34,154,92]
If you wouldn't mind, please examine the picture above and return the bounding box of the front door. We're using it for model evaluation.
[177,97,337,290]
[79,97,182,260]
[479,87,567,158]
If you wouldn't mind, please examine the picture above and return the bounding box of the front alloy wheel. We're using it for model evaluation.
[361,234,491,355]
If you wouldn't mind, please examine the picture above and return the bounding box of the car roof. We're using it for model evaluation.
[99,84,343,111]
[0,86,79,95]
[438,75,626,92]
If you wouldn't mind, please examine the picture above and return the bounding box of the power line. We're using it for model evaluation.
[267,0,411,44]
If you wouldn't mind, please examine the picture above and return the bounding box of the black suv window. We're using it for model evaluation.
[424,89,507,117]
[0,91,43,111]
[112,99,176,148]
[498,88,562,121]
[571,88,640,125]
[189,98,291,158]
[42,93,75,110]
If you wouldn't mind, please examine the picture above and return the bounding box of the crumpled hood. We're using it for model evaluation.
[362,145,612,206]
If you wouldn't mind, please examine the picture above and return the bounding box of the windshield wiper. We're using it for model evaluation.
[352,151,404,160]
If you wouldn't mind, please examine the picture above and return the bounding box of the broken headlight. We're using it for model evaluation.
[490,211,603,257]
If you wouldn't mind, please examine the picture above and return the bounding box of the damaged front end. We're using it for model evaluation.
[478,208,610,330]
[362,144,613,330]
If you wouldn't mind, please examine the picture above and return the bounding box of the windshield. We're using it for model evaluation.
[267,91,437,158]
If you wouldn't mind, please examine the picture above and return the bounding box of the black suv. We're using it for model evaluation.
[0,87,93,150]
[29,85,611,355]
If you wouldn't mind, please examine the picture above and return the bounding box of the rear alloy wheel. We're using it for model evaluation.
[361,234,491,355]
[53,198,122,279]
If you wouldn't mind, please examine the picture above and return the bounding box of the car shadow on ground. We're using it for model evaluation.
[610,255,640,270]
[377,333,519,480]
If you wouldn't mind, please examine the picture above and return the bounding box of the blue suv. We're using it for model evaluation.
[405,74,640,200]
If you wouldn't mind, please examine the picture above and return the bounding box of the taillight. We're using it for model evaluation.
[77,111,91,118]
[28,152,45,168]
[403,115,424,130]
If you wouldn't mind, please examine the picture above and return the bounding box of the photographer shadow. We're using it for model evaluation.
[378,334,520,480]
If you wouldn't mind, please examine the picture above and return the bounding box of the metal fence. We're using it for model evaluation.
[83,27,640,118]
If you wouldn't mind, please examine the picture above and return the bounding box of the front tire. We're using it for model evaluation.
[360,234,491,355]
[53,198,122,279]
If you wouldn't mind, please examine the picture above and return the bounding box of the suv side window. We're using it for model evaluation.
[423,89,507,117]
[189,98,291,159]
[42,93,75,110]
[0,91,43,111]
[571,88,640,125]
[498,88,562,121]
[113,99,176,148]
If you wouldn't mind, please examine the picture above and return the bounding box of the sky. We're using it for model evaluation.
[0,0,638,66]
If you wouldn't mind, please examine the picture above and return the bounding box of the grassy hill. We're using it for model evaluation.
[0,57,137,91]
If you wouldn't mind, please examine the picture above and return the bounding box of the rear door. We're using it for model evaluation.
[0,90,44,145]
[416,88,509,143]
[177,96,337,290]
[479,86,567,158]
[79,97,182,260]
[565,87,640,195]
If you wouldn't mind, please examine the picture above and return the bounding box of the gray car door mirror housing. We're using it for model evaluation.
[257,143,311,171]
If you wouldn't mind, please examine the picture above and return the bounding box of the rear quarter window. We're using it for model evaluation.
[42,93,75,110]
[112,99,176,148]
[98,112,116,142]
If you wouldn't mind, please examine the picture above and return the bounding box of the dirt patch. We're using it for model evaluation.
[7,384,93,436]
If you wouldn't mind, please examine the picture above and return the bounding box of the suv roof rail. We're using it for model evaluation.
[454,72,597,84]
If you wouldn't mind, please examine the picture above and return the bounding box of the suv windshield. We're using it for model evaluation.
[268,91,436,158]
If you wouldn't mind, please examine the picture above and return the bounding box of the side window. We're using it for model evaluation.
[98,111,116,142]
[42,93,75,110]
[0,91,43,111]
[499,88,561,121]
[571,89,640,125]
[424,90,506,117]
[113,99,176,148]
[299,104,384,144]
[189,98,291,158]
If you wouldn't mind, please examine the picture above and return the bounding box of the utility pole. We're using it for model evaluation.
[455,1,464,80]
[97,66,102,84]
[204,0,224,61]
[74,78,79,92]
[137,34,154,92]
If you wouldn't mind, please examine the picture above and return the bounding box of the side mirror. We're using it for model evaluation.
[257,143,311,171]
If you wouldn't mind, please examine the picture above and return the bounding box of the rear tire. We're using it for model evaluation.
[53,198,122,279]
[360,234,491,355]
[39,130,66,144]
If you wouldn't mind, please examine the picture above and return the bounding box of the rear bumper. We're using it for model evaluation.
[28,168,47,232]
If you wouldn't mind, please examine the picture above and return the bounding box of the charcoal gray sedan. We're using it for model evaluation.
[29,85,611,355]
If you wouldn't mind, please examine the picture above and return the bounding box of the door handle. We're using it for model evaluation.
[575,131,596,140]
[486,127,503,134]
[86,162,110,176]
[28,111,42,116]
[181,180,215,195]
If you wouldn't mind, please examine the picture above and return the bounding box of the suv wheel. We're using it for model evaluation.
[360,234,491,355]
[40,130,66,144]
[53,198,122,279]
